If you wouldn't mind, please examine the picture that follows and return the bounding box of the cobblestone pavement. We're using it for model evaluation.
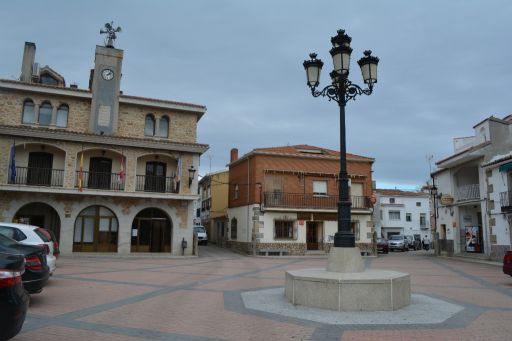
[12,246,512,341]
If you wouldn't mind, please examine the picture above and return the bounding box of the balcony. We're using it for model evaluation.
[456,184,480,202]
[500,190,512,212]
[76,171,125,190]
[263,192,372,210]
[8,166,64,187]
[136,175,178,193]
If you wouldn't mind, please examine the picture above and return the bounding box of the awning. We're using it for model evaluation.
[499,162,512,172]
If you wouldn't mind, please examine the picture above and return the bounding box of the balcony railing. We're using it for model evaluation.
[500,190,512,212]
[456,184,480,202]
[136,175,178,193]
[75,171,125,190]
[8,166,64,187]
[263,192,372,210]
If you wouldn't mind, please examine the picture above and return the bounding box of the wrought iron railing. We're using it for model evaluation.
[8,166,64,187]
[456,184,480,202]
[136,175,178,193]
[500,190,512,211]
[75,171,125,190]
[263,192,372,210]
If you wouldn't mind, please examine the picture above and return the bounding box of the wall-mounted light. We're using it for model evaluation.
[188,165,196,186]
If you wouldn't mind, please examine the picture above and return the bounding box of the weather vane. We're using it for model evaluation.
[100,21,122,48]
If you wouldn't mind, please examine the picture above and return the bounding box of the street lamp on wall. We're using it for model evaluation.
[303,29,379,248]
[188,165,196,186]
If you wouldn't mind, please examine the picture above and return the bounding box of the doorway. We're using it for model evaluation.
[145,162,167,192]
[14,202,61,241]
[27,152,53,186]
[131,208,172,252]
[306,222,318,250]
[88,157,112,189]
[73,206,118,252]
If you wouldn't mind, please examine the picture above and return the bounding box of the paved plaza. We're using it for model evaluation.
[13,246,512,341]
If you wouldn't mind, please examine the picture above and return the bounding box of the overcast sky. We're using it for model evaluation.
[2,1,511,189]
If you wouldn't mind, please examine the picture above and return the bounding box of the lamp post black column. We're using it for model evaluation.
[303,30,379,248]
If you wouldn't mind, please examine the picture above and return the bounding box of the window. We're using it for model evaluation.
[38,102,52,126]
[234,184,239,200]
[56,104,68,127]
[145,114,155,136]
[274,220,294,239]
[389,198,395,204]
[420,213,426,227]
[230,218,237,240]
[389,211,401,220]
[22,99,35,123]
[159,116,169,137]
[40,74,58,86]
[406,213,411,222]
[313,181,327,196]
[416,202,421,207]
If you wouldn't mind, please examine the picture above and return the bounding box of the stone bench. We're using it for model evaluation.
[259,249,287,256]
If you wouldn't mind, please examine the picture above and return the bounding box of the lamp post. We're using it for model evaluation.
[303,29,379,248]
[430,181,438,253]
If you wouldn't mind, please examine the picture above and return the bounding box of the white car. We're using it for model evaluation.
[194,226,208,245]
[0,222,57,274]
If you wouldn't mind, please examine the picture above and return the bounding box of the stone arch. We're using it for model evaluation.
[73,205,119,252]
[13,202,61,241]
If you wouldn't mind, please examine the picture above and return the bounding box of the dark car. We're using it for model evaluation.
[377,238,389,254]
[504,251,512,276]
[0,252,29,340]
[0,233,50,294]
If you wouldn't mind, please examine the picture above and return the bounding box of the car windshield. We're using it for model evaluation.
[195,227,206,233]
[34,228,51,242]
[389,235,403,240]
[0,233,19,247]
[377,238,386,243]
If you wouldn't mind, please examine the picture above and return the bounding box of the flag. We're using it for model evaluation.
[78,151,84,192]
[9,140,16,183]
[175,157,182,192]
[119,153,125,180]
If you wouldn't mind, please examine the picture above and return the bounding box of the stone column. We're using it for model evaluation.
[33,103,40,124]
[51,105,57,126]
[155,118,160,137]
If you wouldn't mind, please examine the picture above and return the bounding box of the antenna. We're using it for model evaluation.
[426,154,434,185]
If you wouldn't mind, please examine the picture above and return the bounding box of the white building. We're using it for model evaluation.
[432,115,512,261]
[373,189,430,240]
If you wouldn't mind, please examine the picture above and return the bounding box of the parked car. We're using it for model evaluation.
[504,251,512,276]
[0,252,29,341]
[0,223,56,274]
[388,235,408,252]
[194,226,208,245]
[406,235,421,250]
[0,234,50,294]
[377,238,389,254]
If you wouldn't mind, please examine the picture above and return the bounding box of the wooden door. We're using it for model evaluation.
[145,162,167,192]
[27,152,53,185]
[89,157,112,189]
[306,222,318,250]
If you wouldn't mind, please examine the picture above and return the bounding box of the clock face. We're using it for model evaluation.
[101,68,114,81]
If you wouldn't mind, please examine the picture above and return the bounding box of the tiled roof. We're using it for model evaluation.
[375,189,428,197]
[0,79,206,109]
[253,145,374,162]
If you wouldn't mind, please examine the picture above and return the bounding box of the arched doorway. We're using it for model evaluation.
[131,208,172,252]
[73,206,118,252]
[14,202,61,241]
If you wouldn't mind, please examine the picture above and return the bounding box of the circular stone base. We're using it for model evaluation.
[285,268,411,311]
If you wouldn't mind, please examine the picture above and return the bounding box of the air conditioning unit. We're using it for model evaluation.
[31,62,40,79]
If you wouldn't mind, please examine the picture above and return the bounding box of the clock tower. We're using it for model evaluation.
[89,23,123,135]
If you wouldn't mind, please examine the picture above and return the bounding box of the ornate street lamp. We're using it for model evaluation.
[303,29,379,248]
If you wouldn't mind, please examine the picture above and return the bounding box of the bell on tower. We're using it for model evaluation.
[100,22,122,48]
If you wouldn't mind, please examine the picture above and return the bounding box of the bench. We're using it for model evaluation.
[259,249,287,256]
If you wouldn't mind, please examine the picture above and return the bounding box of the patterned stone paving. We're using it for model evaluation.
[12,247,512,341]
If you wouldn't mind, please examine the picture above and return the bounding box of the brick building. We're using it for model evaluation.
[226,145,375,255]
[0,39,207,255]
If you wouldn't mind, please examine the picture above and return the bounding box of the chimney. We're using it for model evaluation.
[20,42,36,82]
[88,69,94,90]
[230,148,238,163]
